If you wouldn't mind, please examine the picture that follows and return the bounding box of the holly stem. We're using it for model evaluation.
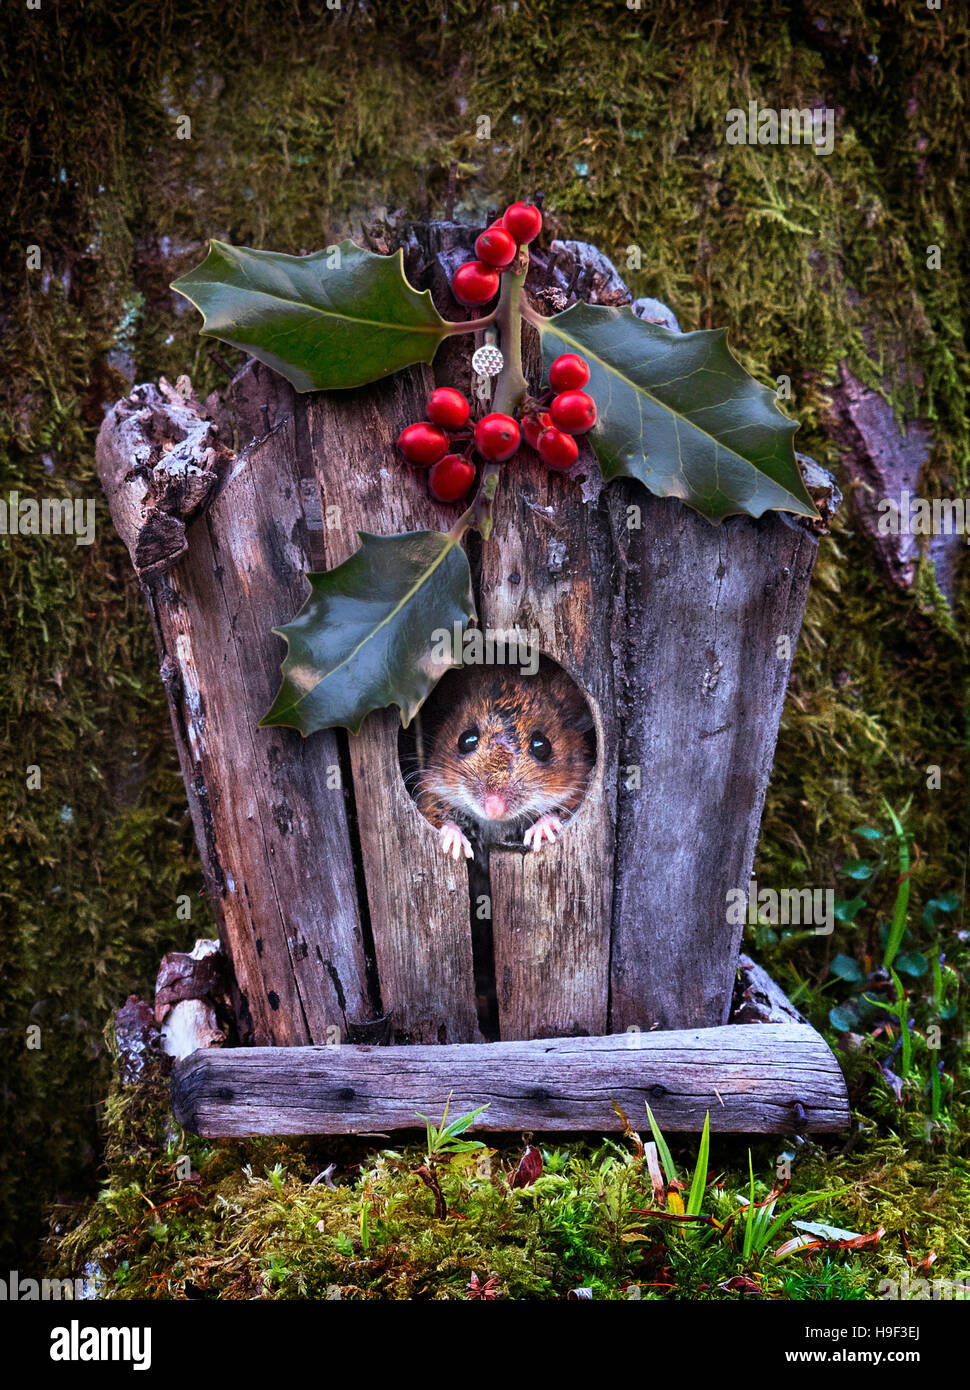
[449,251,530,544]
[443,311,497,336]
[491,254,529,416]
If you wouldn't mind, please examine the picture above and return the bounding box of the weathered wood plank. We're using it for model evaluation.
[302,370,481,1045]
[171,1023,849,1136]
[480,430,618,1039]
[97,400,375,1045]
[609,489,829,1033]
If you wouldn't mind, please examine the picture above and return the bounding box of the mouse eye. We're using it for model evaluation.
[529,732,552,763]
[457,728,479,756]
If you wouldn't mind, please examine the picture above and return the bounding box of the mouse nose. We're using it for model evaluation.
[482,793,508,820]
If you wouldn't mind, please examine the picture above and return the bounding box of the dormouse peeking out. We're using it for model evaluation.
[415,663,594,860]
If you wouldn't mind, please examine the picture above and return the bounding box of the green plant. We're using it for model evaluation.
[417,1096,490,1165]
[881,800,912,972]
[739,1152,850,1263]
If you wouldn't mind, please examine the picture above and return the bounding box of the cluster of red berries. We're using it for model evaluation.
[396,195,597,503]
[398,388,521,501]
[452,200,543,306]
[397,353,597,500]
[520,353,596,470]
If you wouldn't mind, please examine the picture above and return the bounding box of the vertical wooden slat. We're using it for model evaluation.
[610,496,821,1031]
[479,439,620,1039]
[146,417,374,1043]
[303,374,480,1044]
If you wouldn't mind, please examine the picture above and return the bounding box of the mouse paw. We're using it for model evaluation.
[524,814,563,852]
[439,821,473,861]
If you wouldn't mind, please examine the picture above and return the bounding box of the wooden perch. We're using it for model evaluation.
[170,1023,849,1137]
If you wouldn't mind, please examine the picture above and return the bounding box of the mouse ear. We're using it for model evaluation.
[567,702,595,734]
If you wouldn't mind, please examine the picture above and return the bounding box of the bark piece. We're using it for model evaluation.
[95,378,233,579]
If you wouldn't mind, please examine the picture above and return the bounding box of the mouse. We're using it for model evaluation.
[415,664,594,860]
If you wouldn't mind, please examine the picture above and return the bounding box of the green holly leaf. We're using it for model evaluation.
[261,530,476,736]
[534,303,817,522]
[172,240,452,391]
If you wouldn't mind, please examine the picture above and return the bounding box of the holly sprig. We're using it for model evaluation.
[172,201,817,738]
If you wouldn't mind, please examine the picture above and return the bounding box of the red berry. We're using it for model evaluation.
[549,353,590,391]
[426,387,470,430]
[475,226,517,268]
[452,259,500,306]
[429,454,476,503]
[550,389,596,434]
[537,427,579,470]
[397,421,449,466]
[522,410,552,450]
[502,201,542,245]
[474,412,521,461]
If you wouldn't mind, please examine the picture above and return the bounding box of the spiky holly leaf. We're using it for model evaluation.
[261,531,475,736]
[172,240,451,391]
[535,303,817,522]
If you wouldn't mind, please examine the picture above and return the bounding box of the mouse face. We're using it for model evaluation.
[418,666,594,839]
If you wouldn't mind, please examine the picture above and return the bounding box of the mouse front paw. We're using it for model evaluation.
[523,814,563,852]
[439,821,473,861]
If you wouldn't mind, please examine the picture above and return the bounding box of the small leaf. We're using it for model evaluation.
[510,1145,544,1189]
[852,826,883,841]
[924,893,960,924]
[828,1003,859,1032]
[840,858,872,881]
[834,897,865,923]
[644,1103,677,1185]
[173,239,452,391]
[830,954,864,984]
[262,530,476,736]
[895,952,928,978]
[534,302,817,522]
[686,1113,710,1218]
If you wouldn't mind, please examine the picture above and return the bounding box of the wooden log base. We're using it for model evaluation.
[171,1022,849,1138]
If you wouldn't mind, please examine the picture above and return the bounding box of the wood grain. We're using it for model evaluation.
[171,1022,849,1136]
[480,437,619,1039]
[301,369,480,1045]
[99,406,375,1045]
[609,495,822,1032]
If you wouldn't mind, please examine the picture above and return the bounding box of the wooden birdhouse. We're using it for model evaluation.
[96,223,848,1137]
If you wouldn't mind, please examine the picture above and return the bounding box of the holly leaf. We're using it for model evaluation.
[172,240,451,391]
[261,531,476,736]
[535,303,817,522]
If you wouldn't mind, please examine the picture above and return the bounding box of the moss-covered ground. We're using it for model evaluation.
[1,0,967,1294]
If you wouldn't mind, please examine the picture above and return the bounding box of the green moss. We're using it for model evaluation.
[50,1046,970,1301]
[2,0,967,1270]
